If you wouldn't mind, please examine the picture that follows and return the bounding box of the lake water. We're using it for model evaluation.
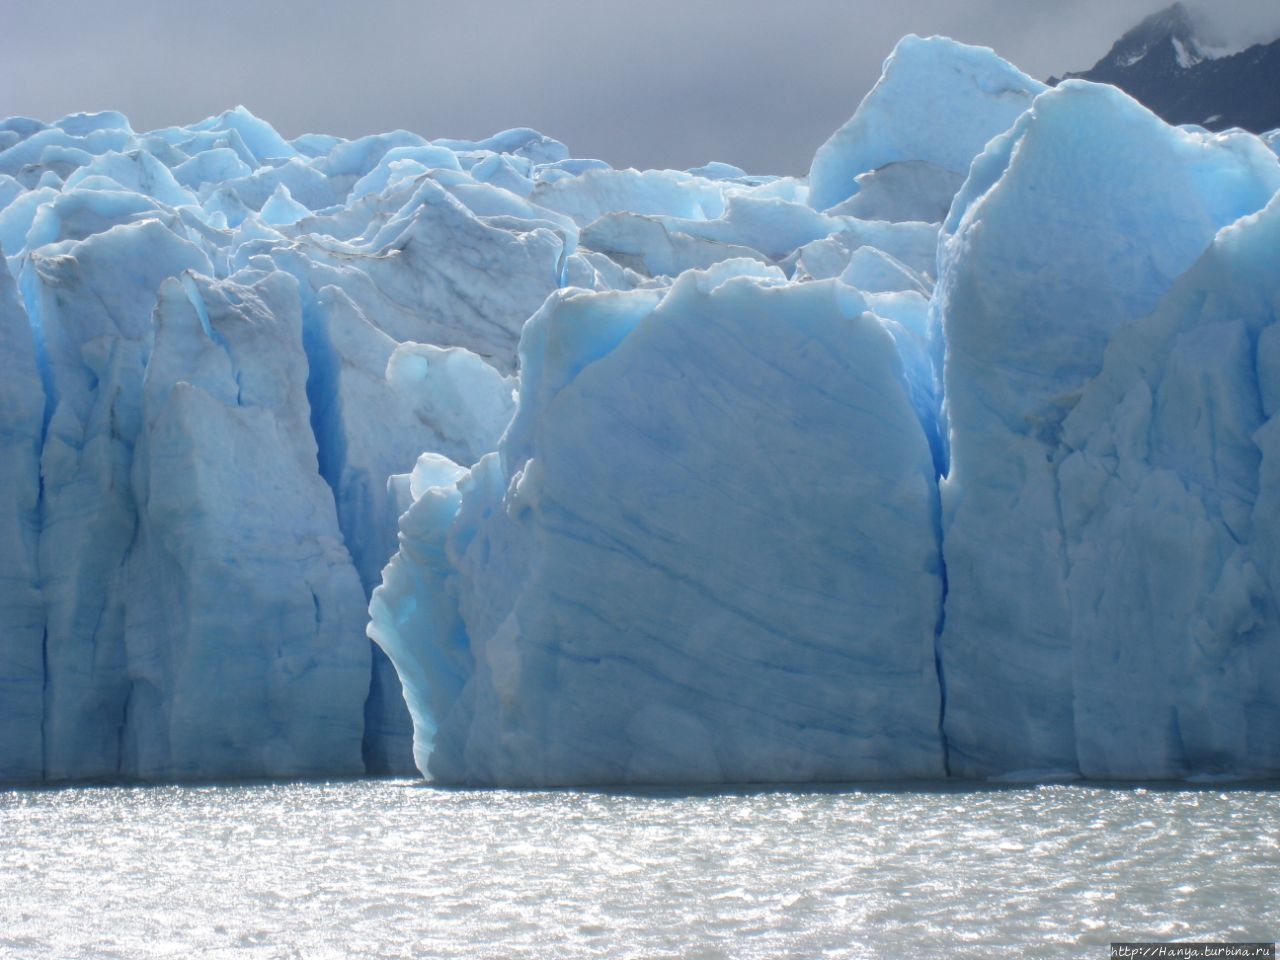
[0,779,1275,959]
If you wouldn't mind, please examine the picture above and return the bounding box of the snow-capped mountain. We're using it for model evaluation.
[1055,2,1280,132]
[1096,2,1211,70]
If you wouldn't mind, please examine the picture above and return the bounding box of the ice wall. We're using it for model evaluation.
[2,34,1279,784]
[30,221,213,779]
[370,38,1280,786]
[127,271,376,778]
[935,80,1280,778]
[371,263,947,786]
[1057,193,1280,777]
[0,107,568,780]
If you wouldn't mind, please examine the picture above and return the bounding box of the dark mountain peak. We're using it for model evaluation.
[1092,2,1204,74]
[1049,5,1280,136]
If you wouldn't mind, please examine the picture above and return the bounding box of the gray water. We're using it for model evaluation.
[0,779,1275,959]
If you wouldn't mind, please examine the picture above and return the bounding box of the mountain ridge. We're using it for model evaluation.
[1051,2,1280,133]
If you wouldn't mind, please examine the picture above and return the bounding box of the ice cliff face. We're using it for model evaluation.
[1054,191,1280,778]
[936,80,1280,779]
[372,264,947,785]
[2,35,1279,785]
[0,108,556,781]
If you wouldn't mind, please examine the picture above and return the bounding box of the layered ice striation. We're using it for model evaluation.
[371,263,947,785]
[3,34,1280,784]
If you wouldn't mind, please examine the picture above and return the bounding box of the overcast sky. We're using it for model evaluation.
[3,0,1279,175]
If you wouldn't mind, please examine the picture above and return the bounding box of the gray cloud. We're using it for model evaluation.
[2,0,1276,174]
[1185,0,1280,47]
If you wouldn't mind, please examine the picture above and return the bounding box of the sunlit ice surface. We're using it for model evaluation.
[1,780,1275,959]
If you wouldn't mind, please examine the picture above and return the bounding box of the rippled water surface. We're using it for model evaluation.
[1,779,1276,959]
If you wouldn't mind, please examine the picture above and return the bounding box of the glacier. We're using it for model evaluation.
[2,35,1279,785]
[935,80,1280,779]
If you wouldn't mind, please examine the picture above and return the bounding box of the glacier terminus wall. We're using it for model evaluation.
[2,35,1280,784]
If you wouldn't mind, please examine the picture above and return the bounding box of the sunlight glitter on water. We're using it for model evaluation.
[0,780,1275,959]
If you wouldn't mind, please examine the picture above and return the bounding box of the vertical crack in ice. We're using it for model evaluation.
[298,296,347,504]
[180,269,244,410]
[39,627,49,782]
[296,294,378,769]
[17,258,57,437]
[180,271,224,348]
[554,228,571,288]
[19,260,55,782]
[926,276,952,776]
[116,680,133,778]
[927,367,951,776]
[932,490,951,778]
[1047,443,1080,776]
